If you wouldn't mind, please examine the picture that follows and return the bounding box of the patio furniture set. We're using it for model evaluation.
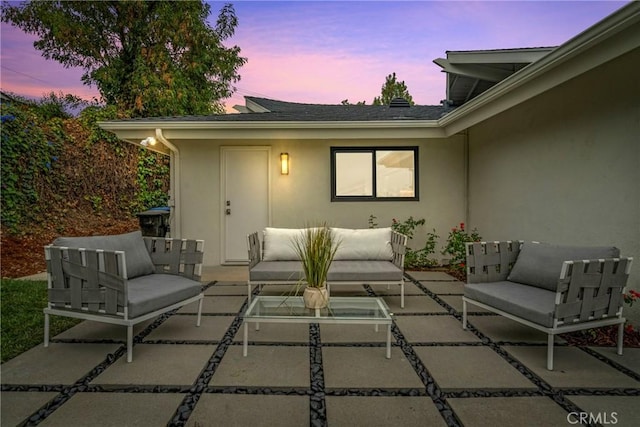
[43,228,632,370]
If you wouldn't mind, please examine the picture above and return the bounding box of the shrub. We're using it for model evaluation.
[442,222,481,272]
[390,216,439,269]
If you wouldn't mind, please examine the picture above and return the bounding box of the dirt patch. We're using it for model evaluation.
[1,212,138,278]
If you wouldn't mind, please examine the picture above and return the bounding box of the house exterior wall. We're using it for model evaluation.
[172,135,466,266]
[467,49,640,294]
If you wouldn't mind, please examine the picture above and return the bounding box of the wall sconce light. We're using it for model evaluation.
[280,152,289,175]
[140,137,157,147]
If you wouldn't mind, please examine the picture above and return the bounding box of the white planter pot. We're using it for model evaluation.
[303,286,329,309]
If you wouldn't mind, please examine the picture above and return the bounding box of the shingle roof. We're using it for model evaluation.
[110,97,454,122]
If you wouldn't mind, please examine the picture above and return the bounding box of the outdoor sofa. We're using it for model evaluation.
[247,227,408,306]
[463,240,633,370]
[44,230,204,362]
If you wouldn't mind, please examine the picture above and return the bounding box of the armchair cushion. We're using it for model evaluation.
[465,281,557,327]
[53,231,155,279]
[127,274,202,318]
[507,242,620,291]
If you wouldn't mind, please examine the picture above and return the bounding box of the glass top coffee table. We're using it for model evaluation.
[242,296,394,358]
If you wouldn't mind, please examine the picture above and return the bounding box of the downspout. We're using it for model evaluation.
[463,129,470,228]
[155,128,181,238]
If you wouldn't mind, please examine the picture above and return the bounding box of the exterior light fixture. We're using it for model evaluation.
[140,137,157,147]
[280,152,289,175]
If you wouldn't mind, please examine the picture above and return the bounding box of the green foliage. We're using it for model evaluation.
[390,216,439,269]
[292,225,340,288]
[2,1,246,117]
[391,216,425,239]
[1,96,170,234]
[136,148,170,211]
[372,72,415,105]
[0,101,61,231]
[442,222,482,272]
[35,91,90,120]
[1,279,81,363]
[78,104,120,145]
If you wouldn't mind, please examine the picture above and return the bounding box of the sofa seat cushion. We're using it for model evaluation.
[127,274,202,318]
[53,231,155,279]
[507,242,620,291]
[464,281,557,328]
[249,260,402,283]
[250,261,304,282]
[328,261,402,282]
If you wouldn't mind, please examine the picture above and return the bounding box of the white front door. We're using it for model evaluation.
[221,147,270,264]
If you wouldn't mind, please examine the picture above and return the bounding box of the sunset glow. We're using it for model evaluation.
[0,1,627,113]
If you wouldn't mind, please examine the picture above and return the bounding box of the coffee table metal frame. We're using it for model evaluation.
[242,296,394,358]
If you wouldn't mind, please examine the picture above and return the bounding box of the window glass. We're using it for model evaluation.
[335,152,373,196]
[376,150,415,198]
[331,147,418,201]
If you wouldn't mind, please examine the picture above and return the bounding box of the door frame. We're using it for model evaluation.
[219,146,272,265]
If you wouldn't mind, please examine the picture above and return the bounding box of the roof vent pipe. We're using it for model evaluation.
[389,97,411,108]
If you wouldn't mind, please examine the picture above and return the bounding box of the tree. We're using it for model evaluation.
[2,1,246,117]
[372,72,414,105]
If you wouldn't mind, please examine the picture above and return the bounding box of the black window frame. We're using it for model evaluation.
[330,146,419,202]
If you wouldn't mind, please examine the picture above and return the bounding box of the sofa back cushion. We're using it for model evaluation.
[53,230,155,279]
[262,227,306,261]
[507,242,620,291]
[332,227,393,261]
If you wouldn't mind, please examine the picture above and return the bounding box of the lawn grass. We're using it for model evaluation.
[1,279,81,363]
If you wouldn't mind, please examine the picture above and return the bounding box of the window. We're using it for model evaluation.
[331,147,418,201]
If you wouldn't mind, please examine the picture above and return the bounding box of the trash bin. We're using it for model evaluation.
[137,206,170,237]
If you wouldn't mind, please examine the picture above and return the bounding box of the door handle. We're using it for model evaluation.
[226,208,231,215]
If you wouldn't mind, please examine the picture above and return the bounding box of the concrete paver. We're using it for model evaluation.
[325,396,447,427]
[38,393,184,427]
[2,272,639,426]
[395,315,481,343]
[187,394,309,427]
[414,346,537,391]
[1,343,120,385]
[447,396,571,426]
[566,396,640,427]
[1,392,58,427]
[322,347,425,389]
[420,280,465,295]
[90,344,216,386]
[210,345,310,388]
[467,315,554,343]
[384,295,449,313]
[143,315,234,341]
[504,346,640,388]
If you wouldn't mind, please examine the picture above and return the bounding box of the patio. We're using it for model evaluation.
[2,267,639,426]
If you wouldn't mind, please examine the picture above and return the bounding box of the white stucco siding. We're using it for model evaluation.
[172,136,466,266]
[467,50,640,292]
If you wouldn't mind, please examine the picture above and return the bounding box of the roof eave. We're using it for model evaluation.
[98,120,446,140]
[438,2,640,136]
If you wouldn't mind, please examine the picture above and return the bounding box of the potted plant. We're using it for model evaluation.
[291,224,340,309]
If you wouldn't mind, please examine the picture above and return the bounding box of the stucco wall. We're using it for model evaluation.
[172,135,466,266]
[467,50,640,315]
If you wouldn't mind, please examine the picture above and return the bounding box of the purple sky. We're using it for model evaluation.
[0,1,628,113]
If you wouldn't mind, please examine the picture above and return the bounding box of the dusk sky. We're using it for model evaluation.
[0,1,628,113]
